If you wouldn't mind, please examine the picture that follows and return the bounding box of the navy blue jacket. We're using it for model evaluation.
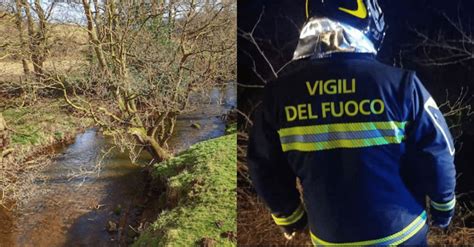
[247,53,456,245]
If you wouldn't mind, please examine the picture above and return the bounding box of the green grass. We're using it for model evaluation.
[134,134,237,247]
[226,122,237,134]
[2,100,92,159]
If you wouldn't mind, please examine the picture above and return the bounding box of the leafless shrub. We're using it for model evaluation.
[408,11,474,149]
[411,12,474,67]
[439,87,473,151]
[45,0,237,163]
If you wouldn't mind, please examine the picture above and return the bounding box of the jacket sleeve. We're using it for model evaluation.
[406,74,456,219]
[247,84,307,229]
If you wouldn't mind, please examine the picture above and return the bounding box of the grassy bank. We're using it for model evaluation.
[2,99,92,161]
[134,133,237,247]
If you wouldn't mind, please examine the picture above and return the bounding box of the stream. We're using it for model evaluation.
[0,84,236,247]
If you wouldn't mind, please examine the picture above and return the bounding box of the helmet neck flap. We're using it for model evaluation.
[293,17,377,60]
[293,0,386,60]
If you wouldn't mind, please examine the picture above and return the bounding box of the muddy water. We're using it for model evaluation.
[12,130,142,246]
[0,84,236,247]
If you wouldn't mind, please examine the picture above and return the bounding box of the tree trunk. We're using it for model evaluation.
[14,0,30,75]
[32,0,47,80]
[82,0,108,73]
[23,0,47,80]
[160,114,176,146]
[129,127,171,162]
[23,1,36,76]
[147,135,172,161]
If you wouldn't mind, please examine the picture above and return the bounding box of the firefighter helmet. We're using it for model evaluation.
[305,0,386,50]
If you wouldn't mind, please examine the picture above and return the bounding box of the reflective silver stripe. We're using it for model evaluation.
[424,97,455,155]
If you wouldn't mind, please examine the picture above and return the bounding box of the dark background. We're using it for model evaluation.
[237,0,474,237]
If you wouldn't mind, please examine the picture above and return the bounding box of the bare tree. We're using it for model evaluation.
[13,0,29,74]
[22,0,55,80]
[411,13,474,67]
[1,0,57,101]
[0,1,44,102]
[49,0,236,162]
[408,12,474,145]
[238,7,301,86]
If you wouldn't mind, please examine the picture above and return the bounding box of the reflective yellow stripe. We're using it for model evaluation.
[279,121,406,152]
[271,204,305,226]
[278,121,407,137]
[282,136,403,152]
[431,198,456,211]
[391,220,426,246]
[310,211,427,246]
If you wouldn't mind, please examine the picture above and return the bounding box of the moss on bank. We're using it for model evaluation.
[2,100,92,161]
[134,134,237,247]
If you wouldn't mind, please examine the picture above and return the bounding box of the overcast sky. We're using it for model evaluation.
[39,0,85,24]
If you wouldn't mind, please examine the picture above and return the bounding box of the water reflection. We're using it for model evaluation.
[169,83,236,153]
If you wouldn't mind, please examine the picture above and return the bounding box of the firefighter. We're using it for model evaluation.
[247,0,456,245]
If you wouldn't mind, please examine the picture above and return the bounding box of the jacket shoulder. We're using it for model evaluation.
[371,59,416,81]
